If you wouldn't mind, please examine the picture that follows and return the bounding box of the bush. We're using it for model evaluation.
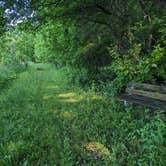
[0,30,34,66]
[0,66,17,89]
[105,44,166,96]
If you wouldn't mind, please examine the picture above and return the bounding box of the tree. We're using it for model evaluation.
[1,0,166,73]
[0,7,5,36]
[0,29,35,65]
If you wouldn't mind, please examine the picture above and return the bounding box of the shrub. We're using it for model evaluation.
[105,44,166,96]
[0,66,17,89]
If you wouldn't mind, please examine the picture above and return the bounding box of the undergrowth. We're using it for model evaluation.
[0,65,165,165]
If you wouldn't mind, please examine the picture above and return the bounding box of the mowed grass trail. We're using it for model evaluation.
[0,65,165,166]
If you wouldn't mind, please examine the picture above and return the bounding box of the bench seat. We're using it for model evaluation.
[119,82,166,110]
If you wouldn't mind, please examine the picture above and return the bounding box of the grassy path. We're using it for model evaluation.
[0,65,165,165]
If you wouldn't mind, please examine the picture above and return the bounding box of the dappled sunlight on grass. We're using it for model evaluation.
[58,98,80,103]
[45,84,59,90]
[57,92,103,104]
[59,111,75,119]
[43,92,82,103]
[1,66,165,165]
[42,91,106,107]
[50,109,75,120]
[57,92,84,103]
[91,94,102,100]
[83,142,110,158]
[58,92,77,98]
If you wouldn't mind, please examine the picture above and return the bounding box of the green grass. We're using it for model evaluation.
[0,65,165,166]
[0,66,17,90]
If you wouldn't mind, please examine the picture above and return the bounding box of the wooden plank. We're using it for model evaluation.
[119,94,166,110]
[128,82,166,94]
[126,88,166,102]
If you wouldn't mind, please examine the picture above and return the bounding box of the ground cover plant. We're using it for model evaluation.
[0,65,165,165]
[0,0,166,165]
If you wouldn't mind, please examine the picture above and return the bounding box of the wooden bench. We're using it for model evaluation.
[119,82,166,110]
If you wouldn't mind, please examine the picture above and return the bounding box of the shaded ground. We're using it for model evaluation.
[0,65,165,166]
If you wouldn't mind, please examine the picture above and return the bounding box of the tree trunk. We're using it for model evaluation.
[138,0,153,53]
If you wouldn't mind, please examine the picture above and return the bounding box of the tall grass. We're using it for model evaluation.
[0,66,165,165]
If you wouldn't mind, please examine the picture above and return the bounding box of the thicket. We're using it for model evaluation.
[0,0,166,93]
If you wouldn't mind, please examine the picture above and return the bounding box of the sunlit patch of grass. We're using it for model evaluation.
[46,85,59,90]
[57,92,104,104]
[59,98,80,103]
[57,92,84,103]
[83,142,110,158]
[58,92,77,98]
[50,109,75,120]
[91,94,102,100]
[59,111,75,119]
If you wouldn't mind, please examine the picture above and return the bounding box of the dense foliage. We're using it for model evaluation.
[0,0,165,88]
[0,0,165,165]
